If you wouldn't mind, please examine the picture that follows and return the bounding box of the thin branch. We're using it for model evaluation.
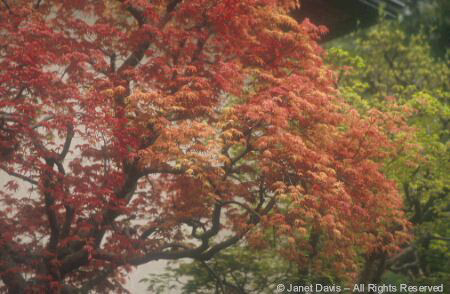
[199,260,226,294]
[140,165,185,176]
[197,234,243,261]
[31,115,55,129]
[229,145,252,169]
[0,166,38,185]
[139,227,158,240]
[219,200,261,219]
[430,235,450,241]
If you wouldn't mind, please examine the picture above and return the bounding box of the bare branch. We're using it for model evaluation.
[198,260,226,294]
[0,166,38,185]
[140,165,185,176]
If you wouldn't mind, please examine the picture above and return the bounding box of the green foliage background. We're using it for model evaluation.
[327,16,449,285]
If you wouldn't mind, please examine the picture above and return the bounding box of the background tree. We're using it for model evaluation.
[140,245,301,293]
[141,241,349,294]
[402,0,449,57]
[328,17,449,285]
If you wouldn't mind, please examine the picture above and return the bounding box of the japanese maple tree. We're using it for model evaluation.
[0,0,408,292]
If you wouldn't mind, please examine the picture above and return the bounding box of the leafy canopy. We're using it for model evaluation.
[0,0,407,292]
[143,17,449,292]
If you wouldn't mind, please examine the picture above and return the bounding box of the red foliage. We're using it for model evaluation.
[0,0,408,292]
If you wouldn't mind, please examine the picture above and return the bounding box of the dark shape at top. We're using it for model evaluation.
[292,0,407,42]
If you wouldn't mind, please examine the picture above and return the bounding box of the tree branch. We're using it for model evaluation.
[61,205,74,239]
[118,0,182,72]
[93,171,140,247]
[219,200,261,219]
[195,204,223,240]
[44,182,60,251]
[0,166,38,185]
[139,226,158,241]
[197,234,243,261]
[60,248,89,277]
[59,122,74,160]
[31,115,55,129]
[130,192,274,265]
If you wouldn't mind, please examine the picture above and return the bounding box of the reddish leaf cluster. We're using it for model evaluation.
[0,0,408,292]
